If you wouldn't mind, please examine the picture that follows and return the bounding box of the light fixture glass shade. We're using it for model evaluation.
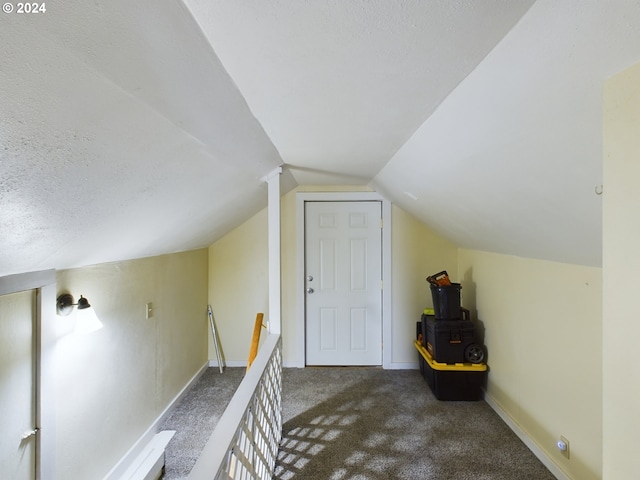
[74,306,103,335]
[56,292,103,334]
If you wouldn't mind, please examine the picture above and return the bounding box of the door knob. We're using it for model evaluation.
[307,275,314,282]
[306,287,314,294]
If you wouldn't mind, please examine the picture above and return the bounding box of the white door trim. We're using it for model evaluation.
[0,269,56,480]
[296,192,392,369]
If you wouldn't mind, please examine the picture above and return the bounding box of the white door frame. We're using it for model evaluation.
[0,269,56,480]
[296,192,392,369]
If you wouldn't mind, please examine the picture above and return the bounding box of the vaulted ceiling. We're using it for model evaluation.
[2,0,639,276]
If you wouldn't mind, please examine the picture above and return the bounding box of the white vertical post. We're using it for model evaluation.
[266,167,282,335]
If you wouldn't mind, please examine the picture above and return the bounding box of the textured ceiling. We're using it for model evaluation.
[373,0,640,266]
[0,0,282,275]
[184,0,536,185]
[2,0,640,276]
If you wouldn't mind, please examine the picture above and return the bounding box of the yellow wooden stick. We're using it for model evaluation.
[247,313,265,372]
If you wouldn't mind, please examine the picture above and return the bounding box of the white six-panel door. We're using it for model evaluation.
[305,201,382,366]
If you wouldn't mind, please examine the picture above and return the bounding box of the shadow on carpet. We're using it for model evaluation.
[274,368,555,480]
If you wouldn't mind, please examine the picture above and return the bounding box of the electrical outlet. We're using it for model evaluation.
[557,436,570,459]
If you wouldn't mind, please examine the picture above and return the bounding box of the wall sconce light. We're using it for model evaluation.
[56,293,103,334]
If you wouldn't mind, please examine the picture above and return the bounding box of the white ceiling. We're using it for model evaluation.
[2,0,639,276]
[185,0,536,184]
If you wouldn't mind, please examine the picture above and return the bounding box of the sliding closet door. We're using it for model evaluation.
[0,290,36,480]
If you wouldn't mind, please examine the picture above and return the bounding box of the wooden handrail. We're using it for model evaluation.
[247,312,265,371]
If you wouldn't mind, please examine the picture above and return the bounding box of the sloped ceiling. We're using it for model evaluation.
[1,0,283,276]
[1,0,639,276]
[373,0,640,266]
[184,0,536,184]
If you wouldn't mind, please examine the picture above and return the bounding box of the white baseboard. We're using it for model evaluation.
[385,361,419,370]
[209,359,247,368]
[104,361,209,480]
[482,390,571,480]
[277,361,420,369]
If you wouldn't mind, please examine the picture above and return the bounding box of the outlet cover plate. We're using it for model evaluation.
[560,435,570,459]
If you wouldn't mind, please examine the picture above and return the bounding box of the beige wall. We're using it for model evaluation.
[54,249,208,479]
[210,185,458,367]
[391,205,458,363]
[458,249,602,480]
[209,186,375,365]
[208,208,269,365]
[603,60,640,479]
[208,184,607,478]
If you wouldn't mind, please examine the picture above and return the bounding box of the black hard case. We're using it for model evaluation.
[422,313,477,364]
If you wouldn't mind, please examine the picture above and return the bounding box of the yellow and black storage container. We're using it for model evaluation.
[422,311,475,364]
[414,340,487,401]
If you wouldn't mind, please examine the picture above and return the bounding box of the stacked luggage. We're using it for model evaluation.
[415,271,487,401]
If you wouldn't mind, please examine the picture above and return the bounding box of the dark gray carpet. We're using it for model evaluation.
[160,367,555,480]
[275,368,555,480]
[160,367,245,479]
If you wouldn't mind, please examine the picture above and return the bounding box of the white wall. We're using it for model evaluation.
[54,249,208,479]
[602,60,640,479]
[458,249,602,480]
